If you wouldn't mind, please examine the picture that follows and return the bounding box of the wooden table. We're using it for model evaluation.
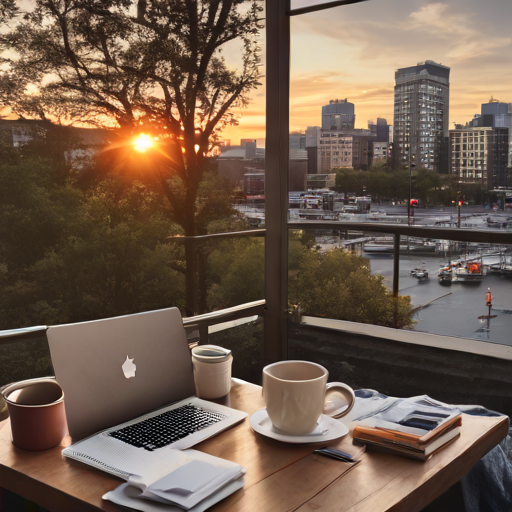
[0,380,509,512]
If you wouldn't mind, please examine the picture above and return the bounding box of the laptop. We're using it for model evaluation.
[47,308,247,479]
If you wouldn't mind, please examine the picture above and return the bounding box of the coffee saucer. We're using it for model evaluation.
[249,409,349,444]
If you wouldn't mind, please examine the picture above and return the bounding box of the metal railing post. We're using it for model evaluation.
[393,233,400,328]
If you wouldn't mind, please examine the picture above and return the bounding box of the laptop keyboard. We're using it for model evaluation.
[108,404,228,451]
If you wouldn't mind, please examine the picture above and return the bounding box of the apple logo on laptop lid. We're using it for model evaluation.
[122,356,136,379]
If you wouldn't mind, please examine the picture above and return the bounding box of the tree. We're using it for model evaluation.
[207,238,264,309]
[0,141,187,330]
[1,0,262,315]
[334,168,361,196]
[208,238,414,329]
[289,249,414,329]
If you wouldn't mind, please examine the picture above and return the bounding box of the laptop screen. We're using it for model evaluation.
[47,308,195,441]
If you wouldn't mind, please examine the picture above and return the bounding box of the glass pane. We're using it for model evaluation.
[289,0,512,368]
[402,239,512,345]
[288,229,413,329]
[290,0,511,226]
[289,227,512,345]
[0,336,54,421]
[208,316,264,385]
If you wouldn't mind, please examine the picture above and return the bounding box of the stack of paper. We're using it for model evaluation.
[103,449,245,511]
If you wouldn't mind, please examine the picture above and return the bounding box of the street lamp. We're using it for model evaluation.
[457,190,462,228]
[407,157,416,226]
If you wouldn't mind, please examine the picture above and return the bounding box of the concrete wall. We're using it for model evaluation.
[289,323,512,416]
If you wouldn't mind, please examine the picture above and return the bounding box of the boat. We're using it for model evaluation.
[410,268,429,280]
[438,265,452,285]
[452,261,483,282]
[438,260,483,284]
[363,237,437,254]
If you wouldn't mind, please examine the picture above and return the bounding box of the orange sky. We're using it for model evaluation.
[3,0,510,148]
[222,0,512,147]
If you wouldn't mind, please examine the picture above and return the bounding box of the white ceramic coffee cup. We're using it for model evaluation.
[262,360,355,436]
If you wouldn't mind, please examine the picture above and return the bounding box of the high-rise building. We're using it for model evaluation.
[306,127,373,172]
[469,98,512,169]
[393,60,450,171]
[368,118,390,166]
[289,132,307,160]
[368,118,390,143]
[322,99,355,131]
[307,99,379,173]
[449,126,510,189]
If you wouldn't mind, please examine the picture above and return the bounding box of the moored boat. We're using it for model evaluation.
[411,267,429,280]
[438,260,483,284]
[438,265,452,285]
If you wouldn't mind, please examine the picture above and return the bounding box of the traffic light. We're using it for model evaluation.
[458,200,464,207]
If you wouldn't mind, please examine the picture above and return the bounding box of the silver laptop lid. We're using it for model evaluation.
[47,308,195,441]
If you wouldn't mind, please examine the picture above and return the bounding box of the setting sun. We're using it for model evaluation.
[133,133,154,152]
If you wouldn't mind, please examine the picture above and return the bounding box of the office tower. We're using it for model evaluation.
[289,132,307,160]
[393,61,450,171]
[306,126,372,172]
[449,126,509,189]
[322,99,355,131]
[368,118,390,164]
[469,98,512,170]
[470,98,512,128]
[368,118,390,143]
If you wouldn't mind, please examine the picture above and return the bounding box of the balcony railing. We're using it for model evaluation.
[1,221,511,345]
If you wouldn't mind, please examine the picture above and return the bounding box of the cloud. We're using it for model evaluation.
[225,0,511,139]
[408,3,466,36]
[350,88,394,101]
[406,3,511,63]
[451,103,479,110]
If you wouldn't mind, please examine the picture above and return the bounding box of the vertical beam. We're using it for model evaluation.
[264,0,290,363]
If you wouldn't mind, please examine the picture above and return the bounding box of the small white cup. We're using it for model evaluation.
[192,345,232,399]
[262,360,355,436]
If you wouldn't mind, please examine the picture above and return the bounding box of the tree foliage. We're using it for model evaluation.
[289,249,414,329]
[0,142,186,330]
[334,166,461,205]
[207,239,414,329]
[1,0,262,314]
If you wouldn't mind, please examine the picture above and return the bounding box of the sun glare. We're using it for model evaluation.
[133,134,154,152]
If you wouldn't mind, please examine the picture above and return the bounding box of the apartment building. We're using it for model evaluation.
[372,142,389,163]
[469,98,512,169]
[306,127,373,172]
[449,126,510,188]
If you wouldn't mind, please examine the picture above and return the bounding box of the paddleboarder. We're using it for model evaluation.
[485,288,492,316]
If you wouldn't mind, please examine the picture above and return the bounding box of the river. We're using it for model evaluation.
[367,252,512,346]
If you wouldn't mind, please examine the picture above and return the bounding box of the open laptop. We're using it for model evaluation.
[47,308,247,479]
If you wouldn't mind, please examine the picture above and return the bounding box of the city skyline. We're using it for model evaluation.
[222,0,512,146]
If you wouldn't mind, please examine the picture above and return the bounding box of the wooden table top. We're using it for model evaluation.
[0,380,509,512]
